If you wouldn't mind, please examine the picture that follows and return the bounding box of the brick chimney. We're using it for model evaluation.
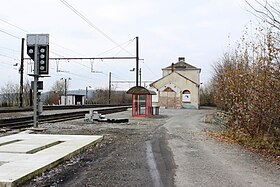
[178,57,185,62]
[171,63,175,72]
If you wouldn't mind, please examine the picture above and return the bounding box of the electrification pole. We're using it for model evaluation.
[64,78,67,105]
[109,72,112,104]
[139,68,142,87]
[20,38,24,107]
[136,36,139,87]
[86,86,88,104]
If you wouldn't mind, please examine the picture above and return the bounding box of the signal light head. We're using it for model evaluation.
[40,48,45,53]
[38,45,49,74]
[28,49,34,54]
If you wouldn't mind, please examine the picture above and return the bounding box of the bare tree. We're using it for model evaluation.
[44,79,69,105]
[212,27,280,139]
[92,89,109,104]
[245,0,280,30]
[22,79,32,107]
[199,81,215,107]
[0,82,19,107]
[52,79,68,96]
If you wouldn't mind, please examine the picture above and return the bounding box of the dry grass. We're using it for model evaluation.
[206,129,280,164]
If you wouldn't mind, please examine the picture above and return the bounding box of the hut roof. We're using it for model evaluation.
[126,86,156,95]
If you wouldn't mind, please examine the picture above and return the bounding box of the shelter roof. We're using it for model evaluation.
[126,86,156,95]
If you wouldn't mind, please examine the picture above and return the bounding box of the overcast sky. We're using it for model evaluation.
[0,0,257,91]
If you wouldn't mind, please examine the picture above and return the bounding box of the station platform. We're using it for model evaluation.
[0,131,102,187]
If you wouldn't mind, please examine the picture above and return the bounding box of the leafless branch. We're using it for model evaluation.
[245,0,280,30]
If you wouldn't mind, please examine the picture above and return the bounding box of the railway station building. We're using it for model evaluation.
[150,57,201,109]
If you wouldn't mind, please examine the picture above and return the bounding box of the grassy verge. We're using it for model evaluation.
[207,129,280,163]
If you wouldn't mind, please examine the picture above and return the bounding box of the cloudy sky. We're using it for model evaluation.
[0,0,257,91]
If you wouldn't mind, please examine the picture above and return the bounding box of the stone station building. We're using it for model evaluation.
[150,57,201,109]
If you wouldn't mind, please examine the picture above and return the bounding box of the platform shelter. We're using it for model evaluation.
[126,86,156,117]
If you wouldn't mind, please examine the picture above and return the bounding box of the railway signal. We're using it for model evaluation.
[26,34,49,128]
[38,45,49,74]
[26,34,49,76]
[27,46,35,61]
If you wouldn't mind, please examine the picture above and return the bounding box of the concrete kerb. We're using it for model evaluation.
[16,137,102,187]
[0,133,103,187]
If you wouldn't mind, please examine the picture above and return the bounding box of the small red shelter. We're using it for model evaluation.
[126,86,156,117]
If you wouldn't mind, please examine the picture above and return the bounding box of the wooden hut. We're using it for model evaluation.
[126,86,156,117]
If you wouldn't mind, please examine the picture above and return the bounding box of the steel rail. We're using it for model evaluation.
[0,104,131,113]
[0,106,129,129]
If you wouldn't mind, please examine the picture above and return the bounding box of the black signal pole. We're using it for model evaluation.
[136,36,139,87]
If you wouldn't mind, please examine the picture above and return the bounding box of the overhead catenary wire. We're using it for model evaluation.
[0,17,139,90]
[0,17,137,84]
[114,39,135,56]
[51,69,106,86]
[0,18,28,33]
[63,70,107,83]
[142,60,160,78]
[56,59,107,81]
[0,46,20,53]
[59,0,134,56]
[0,29,21,39]
[51,50,65,57]
[52,42,86,56]
[0,18,88,58]
[0,61,17,66]
[0,53,20,61]
[96,38,136,56]
[92,38,137,80]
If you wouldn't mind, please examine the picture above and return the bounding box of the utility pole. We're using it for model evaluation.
[64,78,67,105]
[20,38,24,107]
[136,36,139,87]
[61,78,70,105]
[85,86,88,104]
[108,72,111,104]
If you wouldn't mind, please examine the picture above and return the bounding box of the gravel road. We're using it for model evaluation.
[20,108,279,187]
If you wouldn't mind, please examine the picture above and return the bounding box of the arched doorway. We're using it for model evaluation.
[160,87,177,108]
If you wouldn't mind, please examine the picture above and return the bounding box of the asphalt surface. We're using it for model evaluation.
[19,108,280,187]
[163,108,280,187]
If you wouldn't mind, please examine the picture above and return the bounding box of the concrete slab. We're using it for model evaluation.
[0,133,103,187]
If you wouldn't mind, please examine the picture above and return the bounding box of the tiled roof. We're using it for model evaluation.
[162,61,200,70]
[150,72,199,88]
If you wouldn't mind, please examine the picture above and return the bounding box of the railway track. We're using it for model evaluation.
[0,106,130,129]
[0,104,130,113]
